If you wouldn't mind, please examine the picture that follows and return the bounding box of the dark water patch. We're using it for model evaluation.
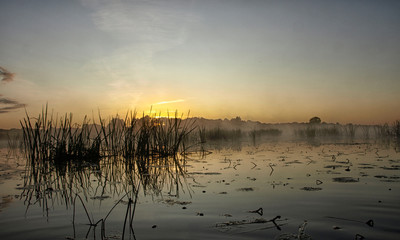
[221,213,232,217]
[0,195,13,212]
[237,187,254,192]
[336,159,350,164]
[15,185,34,190]
[216,215,285,231]
[317,170,341,175]
[332,177,359,183]
[374,175,388,179]
[380,179,400,182]
[358,166,374,169]
[380,166,400,170]
[90,195,110,200]
[246,177,256,181]
[373,175,400,179]
[388,159,400,163]
[189,172,222,175]
[267,181,288,187]
[300,187,323,191]
[334,142,365,146]
[324,165,345,169]
[285,160,302,165]
[162,199,192,206]
[388,175,400,179]
[216,218,269,226]
[374,175,400,182]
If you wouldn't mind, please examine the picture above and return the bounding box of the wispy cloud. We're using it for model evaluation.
[154,99,185,105]
[81,0,198,90]
[0,96,26,114]
[84,0,196,43]
[0,66,15,83]
[0,67,27,113]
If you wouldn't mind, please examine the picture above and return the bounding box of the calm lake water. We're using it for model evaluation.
[1,139,399,240]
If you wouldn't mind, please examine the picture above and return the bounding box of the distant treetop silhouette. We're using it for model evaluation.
[309,116,321,124]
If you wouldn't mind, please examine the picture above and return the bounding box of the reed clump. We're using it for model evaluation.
[373,124,391,138]
[20,107,102,164]
[20,108,193,221]
[198,127,207,143]
[344,123,357,138]
[20,106,196,164]
[392,120,400,139]
[202,127,242,141]
[295,124,342,139]
[249,129,282,138]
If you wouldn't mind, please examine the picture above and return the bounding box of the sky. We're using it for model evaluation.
[1,0,400,128]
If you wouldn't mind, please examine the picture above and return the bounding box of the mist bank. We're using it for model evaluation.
[192,117,400,141]
[2,116,399,145]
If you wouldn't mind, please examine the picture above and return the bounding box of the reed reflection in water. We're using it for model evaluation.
[20,151,191,239]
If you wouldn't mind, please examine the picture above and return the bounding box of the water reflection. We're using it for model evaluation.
[20,152,190,239]
[6,134,400,240]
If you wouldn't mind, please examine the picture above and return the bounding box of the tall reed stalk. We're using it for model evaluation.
[20,106,197,164]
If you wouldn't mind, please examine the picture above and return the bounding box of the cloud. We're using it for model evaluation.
[0,66,15,83]
[0,96,26,114]
[0,68,27,113]
[84,0,195,43]
[154,99,185,105]
[80,0,198,87]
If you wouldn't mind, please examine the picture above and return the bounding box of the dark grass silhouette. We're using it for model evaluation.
[20,105,196,164]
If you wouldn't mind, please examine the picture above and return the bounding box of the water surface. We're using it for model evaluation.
[0,140,399,240]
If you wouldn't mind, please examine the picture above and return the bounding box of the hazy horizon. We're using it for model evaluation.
[1,0,400,129]
[0,108,398,131]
